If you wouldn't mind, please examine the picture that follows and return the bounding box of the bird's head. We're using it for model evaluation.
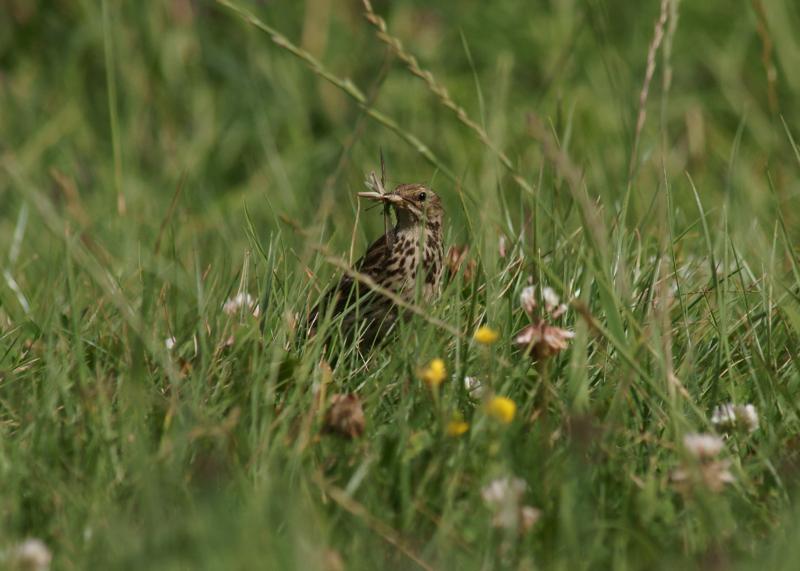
[358,183,443,227]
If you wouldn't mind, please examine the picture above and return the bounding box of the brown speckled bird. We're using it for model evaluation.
[310,183,445,348]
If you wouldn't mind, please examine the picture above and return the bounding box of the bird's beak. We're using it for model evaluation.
[357,192,404,206]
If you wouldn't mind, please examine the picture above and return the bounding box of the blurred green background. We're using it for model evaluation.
[3,0,798,255]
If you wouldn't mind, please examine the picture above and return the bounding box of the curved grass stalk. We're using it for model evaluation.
[361,0,534,195]
[216,0,456,183]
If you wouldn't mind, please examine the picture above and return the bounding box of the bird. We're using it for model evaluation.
[308,183,445,349]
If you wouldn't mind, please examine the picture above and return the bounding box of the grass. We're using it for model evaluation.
[2,0,800,568]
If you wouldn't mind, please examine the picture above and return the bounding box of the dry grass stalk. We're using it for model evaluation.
[628,0,671,183]
[750,0,778,113]
[361,0,534,195]
[217,0,456,181]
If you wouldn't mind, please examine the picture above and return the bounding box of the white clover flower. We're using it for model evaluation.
[482,477,541,532]
[165,336,177,350]
[711,403,759,433]
[222,292,260,317]
[482,476,526,529]
[711,403,737,430]
[481,476,526,509]
[9,538,52,571]
[542,287,560,314]
[463,376,485,399]
[683,433,724,459]
[550,303,568,319]
[737,404,759,433]
[519,286,537,316]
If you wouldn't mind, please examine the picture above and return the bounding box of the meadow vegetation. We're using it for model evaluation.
[2,0,800,568]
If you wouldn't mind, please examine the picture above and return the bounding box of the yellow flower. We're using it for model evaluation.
[446,419,470,437]
[486,396,516,424]
[421,358,447,388]
[474,326,500,345]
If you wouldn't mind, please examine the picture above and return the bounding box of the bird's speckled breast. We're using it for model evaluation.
[380,221,443,302]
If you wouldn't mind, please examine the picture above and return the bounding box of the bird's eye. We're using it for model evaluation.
[417,192,427,201]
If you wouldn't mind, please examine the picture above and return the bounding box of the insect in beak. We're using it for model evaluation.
[357,192,405,206]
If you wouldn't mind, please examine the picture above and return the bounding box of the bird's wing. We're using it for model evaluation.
[355,232,393,275]
[309,233,392,328]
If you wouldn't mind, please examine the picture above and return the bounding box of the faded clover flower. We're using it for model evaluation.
[446,245,477,282]
[514,320,575,360]
[323,394,365,439]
